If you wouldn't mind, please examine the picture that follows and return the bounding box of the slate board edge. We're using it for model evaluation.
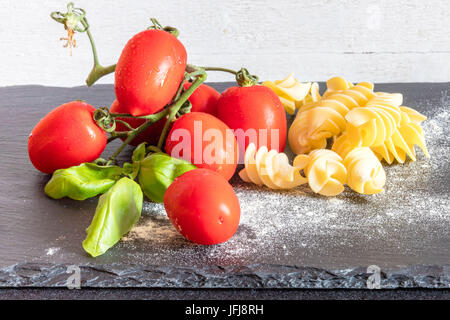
[0,263,448,289]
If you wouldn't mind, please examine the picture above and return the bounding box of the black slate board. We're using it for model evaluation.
[0,82,449,289]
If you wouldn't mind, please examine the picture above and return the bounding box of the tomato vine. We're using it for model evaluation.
[50,2,259,165]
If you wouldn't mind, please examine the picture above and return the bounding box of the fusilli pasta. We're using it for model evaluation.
[289,78,376,154]
[241,75,429,197]
[297,77,355,113]
[294,149,347,196]
[239,143,308,189]
[342,93,429,163]
[262,73,311,115]
[343,147,386,194]
[296,82,321,112]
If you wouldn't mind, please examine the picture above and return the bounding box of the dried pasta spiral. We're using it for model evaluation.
[343,147,386,194]
[296,82,321,112]
[262,73,311,115]
[288,78,376,154]
[343,93,429,164]
[243,75,429,197]
[297,77,355,113]
[371,106,429,163]
[333,133,386,194]
[239,143,308,189]
[345,93,403,148]
[331,131,358,159]
[294,149,347,196]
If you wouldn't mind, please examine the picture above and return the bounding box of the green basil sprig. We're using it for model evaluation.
[122,141,148,180]
[138,152,196,203]
[44,163,123,200]
[82,177,143,257]
[132,142,147,163]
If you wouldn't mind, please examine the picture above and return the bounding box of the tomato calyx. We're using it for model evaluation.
[177,100,193,117]
[200,66,259,87]
[235,68,259,87]
[93,107,116,133]
[147,18,180,38]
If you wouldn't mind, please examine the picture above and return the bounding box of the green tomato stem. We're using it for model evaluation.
[86,64,116,87]
[79,17,117,86]
[200,66,259,87]
[110,113,165,119]
[148,18,180,38]
[107,108,171,164]
[201,66,238,75]
[114,119,135,131]
[80,18,98,64]
[156,68,207,149]
[106,67,206,163]
[173,72,189,102]
[147,145,162,154]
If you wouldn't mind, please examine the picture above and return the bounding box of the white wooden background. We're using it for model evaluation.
[1,0,449,87]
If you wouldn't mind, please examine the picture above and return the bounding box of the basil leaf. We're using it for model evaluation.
[121,142,148,179]
[132,142,147,163]
[138,153,196,203]
[44,163,123,200]
[122,161,140,180]
[82,177,143,257]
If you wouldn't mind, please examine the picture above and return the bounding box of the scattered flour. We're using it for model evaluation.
[117,90,450,268]
[45,247,60,256]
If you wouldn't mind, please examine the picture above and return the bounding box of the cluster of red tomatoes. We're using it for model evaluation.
[28,28,287,245]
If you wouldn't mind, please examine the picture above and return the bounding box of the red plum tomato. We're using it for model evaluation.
[115,29,187,116]
[28,101,107,174]
[216,85,287,153]
[164,112,239,180]
[184,82,221,116]
[164,169,241,245]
